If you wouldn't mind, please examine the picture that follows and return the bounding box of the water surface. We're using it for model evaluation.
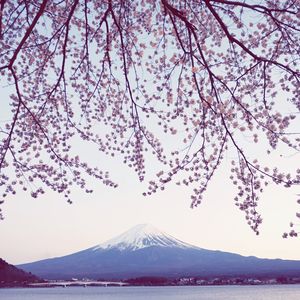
[1,285,300,300]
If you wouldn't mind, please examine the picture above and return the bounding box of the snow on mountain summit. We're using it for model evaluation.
[93,224,197,251]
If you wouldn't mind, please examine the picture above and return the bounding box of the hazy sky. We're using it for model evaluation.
[1,147,300,265]
[2,101,299,265]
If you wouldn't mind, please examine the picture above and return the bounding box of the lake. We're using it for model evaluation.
[1,285,300,300]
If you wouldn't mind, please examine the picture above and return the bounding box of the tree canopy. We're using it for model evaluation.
[0,0,299,236]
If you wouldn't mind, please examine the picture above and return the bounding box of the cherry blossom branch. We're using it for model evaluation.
[1,0,47,71]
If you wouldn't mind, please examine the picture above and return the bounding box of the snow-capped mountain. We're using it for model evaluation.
[92,224,196,251]
[18,224,300,280]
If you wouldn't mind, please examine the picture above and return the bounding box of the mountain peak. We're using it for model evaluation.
[124,223,162,236]
[93,224,196,251]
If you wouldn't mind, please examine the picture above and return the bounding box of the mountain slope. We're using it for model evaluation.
[0,258,41,286]
[18,224,300,280]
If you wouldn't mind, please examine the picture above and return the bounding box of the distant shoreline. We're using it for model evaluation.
[2,278,300,289]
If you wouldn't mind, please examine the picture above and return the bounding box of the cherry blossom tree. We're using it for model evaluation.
[0,0,299,236]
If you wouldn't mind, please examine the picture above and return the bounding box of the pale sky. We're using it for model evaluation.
[1,148,300,265]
